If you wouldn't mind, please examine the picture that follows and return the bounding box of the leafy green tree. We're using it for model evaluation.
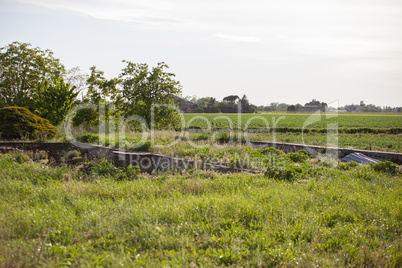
[34,79,78,125]
[86,66,119,105]
[223,95,239,103]
[287,105,296,112]
[71,66,120,129]
[0,42,65,110]
[120,61,182,128]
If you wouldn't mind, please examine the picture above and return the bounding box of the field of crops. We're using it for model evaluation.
[183,113,402,131]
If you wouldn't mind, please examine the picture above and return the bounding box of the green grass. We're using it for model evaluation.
[81,130,402,153]
[1,153,401,267]
[67,112,402,153]
[183,113,402,130]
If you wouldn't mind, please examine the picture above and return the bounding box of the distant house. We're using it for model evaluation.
[175,97,195,112]
[297,102,322,112]
[344,105,363,113]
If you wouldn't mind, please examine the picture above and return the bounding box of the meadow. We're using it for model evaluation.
[0,152,401,267]
[1,112,402,267]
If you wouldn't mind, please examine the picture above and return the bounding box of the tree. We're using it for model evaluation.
[320,102,328,112]
[287,105,296,112]
[223,95,239,103]
[71,66,120,129]
[34,79,78,125]
[120,61,182,128]
[64,66,88,98]
[0,42,65,110]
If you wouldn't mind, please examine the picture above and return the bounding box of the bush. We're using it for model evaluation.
[338,161,359,170]
[371,161,398,175]
[33,150,48,161]
[0,106,58,140]
[265,164,305,181]
[63,150,81,160]
[83,159,140,180]
[72,107,99,128]
[215,132,245,144]
[130,140,153,152]
[13,152,31,164]
[257,147,284,156]
[286,150,312,163]
[78,133,100,143]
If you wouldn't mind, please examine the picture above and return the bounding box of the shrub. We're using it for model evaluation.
[125,165,141,178]
[83,159,140,180]
[63,150,81,160]
[371,161,398,175]
[338,161,359,170]
[215,132,245,144]
[78,133,100,143]
[33,150,48,161]
[265,164,305,181]
[130,140,153,152]
[257,147,284,156]
[13,152,31,164]
[286,150,312,163]
[0,106,57,140]
[72,107,99,128]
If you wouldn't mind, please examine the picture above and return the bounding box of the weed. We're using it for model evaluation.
[371,161,398,175]
[78,133,100,143]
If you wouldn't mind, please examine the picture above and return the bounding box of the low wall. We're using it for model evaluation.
[251,141,402,165]
[1,141,401,172]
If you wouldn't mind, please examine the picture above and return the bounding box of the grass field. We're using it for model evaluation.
[1,112,401,267]
[0,153,401,267]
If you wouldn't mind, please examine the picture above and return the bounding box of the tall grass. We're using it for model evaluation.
[0,153,401,267]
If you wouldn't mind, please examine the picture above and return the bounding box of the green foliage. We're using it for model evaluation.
[371,161,398,175]
[63,150,81,160]
[257,147,284,155]
[338,161,359,170]
[120,61,182,129]
[215,132,246,144]
[12,152,31,164]
[83,159,140,180]
[33,150,48,161]
[0,152,401,267]
[34,79,78,125]
[126,164,141,177]
[78,133,100,143]
[0,106,58,140]
[85,158,119,177]
[85,66,120,105]
[265,164,305,181]
[184,113,402,132]
[130,140,154,152]
[0,41,65,110]
[71,107,99,128]
[286,150,312,163]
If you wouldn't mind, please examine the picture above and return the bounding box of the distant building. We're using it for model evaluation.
[344,105,363,113]
[297,102,322,112]
[175,97,194,112]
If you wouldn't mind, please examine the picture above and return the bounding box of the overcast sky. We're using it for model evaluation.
[1,0,401,107]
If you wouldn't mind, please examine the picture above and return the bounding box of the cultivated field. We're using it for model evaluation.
[183,113,402,130]
[179,113,402,153]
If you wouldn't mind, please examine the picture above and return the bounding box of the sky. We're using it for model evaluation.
[1,0,401,107]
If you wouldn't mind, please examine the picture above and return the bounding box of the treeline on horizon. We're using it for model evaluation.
[183,96,402,113]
